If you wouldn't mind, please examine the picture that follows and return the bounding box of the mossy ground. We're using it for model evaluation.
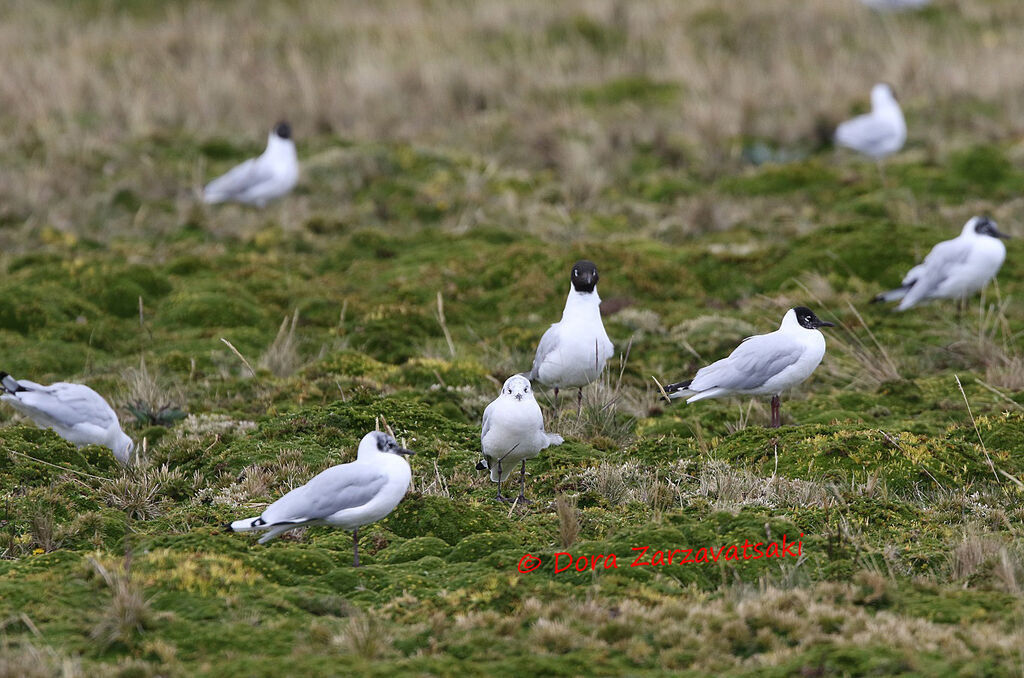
[3,1,1024,676]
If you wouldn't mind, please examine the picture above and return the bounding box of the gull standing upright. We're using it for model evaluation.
[203,121,299,207]
[228,431,414,567]
[0,372,134,464]
[835,84,906,167]
[529,260,615,413]
[475,375,564,503]
[663,307,834,428]
[872,216,1010,311]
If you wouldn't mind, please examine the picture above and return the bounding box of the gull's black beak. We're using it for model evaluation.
[396,447,415,456]
[816,320,835,328]
[994,228,1011,240]
[515,394,523,401]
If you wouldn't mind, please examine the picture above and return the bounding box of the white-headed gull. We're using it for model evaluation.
[475,374,563,503]
[835,83,906,162]
[0,372,134,464]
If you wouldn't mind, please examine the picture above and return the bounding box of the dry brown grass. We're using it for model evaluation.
[4,0,1024,250]
[89,555,156,649]
[259,310,303,378]
[0,638,82,678]
[555,494,580,548]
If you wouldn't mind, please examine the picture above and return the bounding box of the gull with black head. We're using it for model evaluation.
[476,374,563,503]
[203,121,299,207]
[662,307,834,428]
[228,430,414,567]
[529,260,615,413]
[873,216,1010,311]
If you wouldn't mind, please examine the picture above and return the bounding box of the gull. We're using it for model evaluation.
[529,260,615,412]
[861,0,931,10]
[663,307,834,428]
[228,431,414,567]
[835,83,906,163]
[872,216,1010,311]
[0,372,134,464]
[203,121,299,207]
[475,374,564,503]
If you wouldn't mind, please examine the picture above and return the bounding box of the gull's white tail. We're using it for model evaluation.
[871,286,910,304]
[228,516,300,544]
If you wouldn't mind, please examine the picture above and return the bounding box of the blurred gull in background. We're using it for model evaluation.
[872,216,1010,310]
[861,0,931,11]
[835,83,906,164]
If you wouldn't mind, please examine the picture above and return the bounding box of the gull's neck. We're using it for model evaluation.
[778,310,805,333]
[562,286,602,321]
[264,133,296,160]
[874,96,905,126]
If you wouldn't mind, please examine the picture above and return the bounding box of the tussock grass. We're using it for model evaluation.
[121,358,186,428]
[0,639,82,678]
[335,612,393,660]
[555,494,580,548]
[88,555,156,650]
[259,310,304,378]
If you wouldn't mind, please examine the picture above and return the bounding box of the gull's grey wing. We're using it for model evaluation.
[5,383,117,429]
[529,324,560,379]
[481,400,495,448]
[204,157,274,202]
[900,237,972,307]
[690,334,803,392]
[261,464,388,524]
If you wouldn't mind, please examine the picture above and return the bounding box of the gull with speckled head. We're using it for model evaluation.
[835,83,906,163]
[203,121,299,207]
[228,431,414,567]
[476,374,563,503]
[529,260,615,412]
[0,372,134,464]
[663,307,834,428]
[873,216,1010,311]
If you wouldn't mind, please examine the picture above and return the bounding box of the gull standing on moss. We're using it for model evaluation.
[0,372,134,464]
[529,260,615,413]
[872,216,1010,311]
[662,307,834,428]
[835,84,906,164]
[202,121,299,207]
[476,374,563,503]
[228,431,414,567]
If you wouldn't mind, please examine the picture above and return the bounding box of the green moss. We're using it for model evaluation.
[384,496,508,545]
[378,536,451,564]
[577,77,681,107]
[719,161,839,197]
[447,533,518,563]
[159,280,270,328]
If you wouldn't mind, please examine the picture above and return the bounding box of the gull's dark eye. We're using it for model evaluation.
[573,268,578,276]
